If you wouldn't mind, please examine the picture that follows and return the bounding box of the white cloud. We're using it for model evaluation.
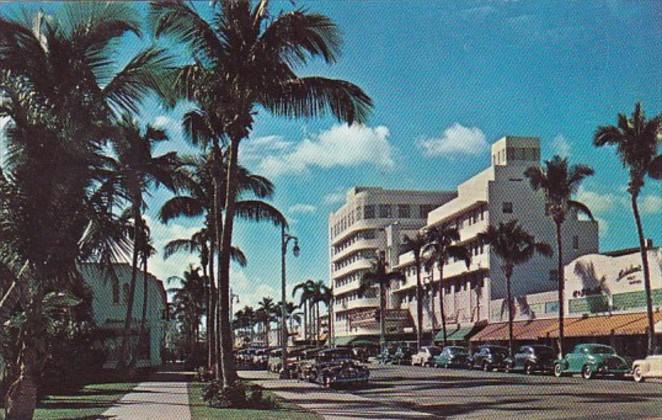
[595,217,609,237]
[417,123,488,158]
[576,187,619,214]
[323,188,347,205]
[152,115,183,141]
[551,134,571,157]
[289,204,317,214]
[640,195,661,215]
[244,124,395,177]
[144,215,201,283]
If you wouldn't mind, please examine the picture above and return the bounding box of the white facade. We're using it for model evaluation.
[80,263,168,368]
[394,136,599,335]
[329,187,456,337]
[490,248,662,322]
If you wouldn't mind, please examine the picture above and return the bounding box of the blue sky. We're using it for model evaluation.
[4,1,660,308]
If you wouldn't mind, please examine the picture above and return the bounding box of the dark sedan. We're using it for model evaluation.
[504,345,557,374]
[471,345,509,371]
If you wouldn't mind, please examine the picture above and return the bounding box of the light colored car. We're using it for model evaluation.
[411,346,442,366]
[632,355,662,383]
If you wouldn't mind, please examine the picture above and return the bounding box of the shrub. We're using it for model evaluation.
[201,380,275,409]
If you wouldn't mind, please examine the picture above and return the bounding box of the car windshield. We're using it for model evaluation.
[428,347,442,355]
[532,346,555,356]
[448,347,467,354]
[588,345,615,354]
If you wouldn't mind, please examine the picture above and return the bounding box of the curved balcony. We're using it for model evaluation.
[332,238,381,262]
[334,278,363,296]
[332,259,372,279]
[335,296,379,313]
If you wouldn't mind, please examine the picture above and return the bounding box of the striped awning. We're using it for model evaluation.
[541,312,662,338]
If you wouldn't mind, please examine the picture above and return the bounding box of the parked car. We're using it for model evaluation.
[554,344,630,380]
[471,345,509,371]
[411,346,442,366]
[632,355,662,383]
[377,346,396,365]
[433,346,470,368]
[302,348,369,387]
[252,348,270,369]
[392,343,415,365]
[267,349,283,372]
[294,347,327,379]
[504,345,557,375]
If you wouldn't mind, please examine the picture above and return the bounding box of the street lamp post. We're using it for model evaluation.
[280,225,299,379]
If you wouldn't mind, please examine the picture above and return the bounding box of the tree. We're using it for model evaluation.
[524,155,594,356]
[293,279,315,342]
[257,297,277,348]
[0,4,169,417]
[478,221,552,358]
[424,226,471,346]
[150,0,372,388]
[110,114,180,369]
[402,233,428,351]
[359,251,404,352]
[159,153,284,374]
[594,102,661,355]
[320,286,334,346]
[168,265,207,356]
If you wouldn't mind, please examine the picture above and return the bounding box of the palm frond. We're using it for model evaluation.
[235,200,287,227]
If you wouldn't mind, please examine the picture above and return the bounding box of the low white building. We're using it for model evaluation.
[476,248,662,358]
[393,136,599,342]
[329,187,456,341]
[80,263,168,368]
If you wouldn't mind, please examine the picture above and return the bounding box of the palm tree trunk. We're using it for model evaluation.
[506,269,514,359]
[415,260,423,351]
[218,139,240,387]
[438,264,448,346]
[631,193,655,355]
[119,206,142,369]
[329,302,334,347]
[316,302,321,345]
[137,257,149,365]
[555,221,565,357]
[5,343,38,420]
[202,255,214,374]
[0,281,23,327]
[379,283,386,353]
[208,239,218,378]
[265,321,270,348]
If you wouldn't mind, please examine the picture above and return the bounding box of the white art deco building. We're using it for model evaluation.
[393,136,599,341]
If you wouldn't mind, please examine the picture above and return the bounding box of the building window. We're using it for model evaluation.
[502,202,513,214]
[573,235,579,250]
[112,281,120,304]
[398,204,410,218]
[364,205,375,219]
[379,204,392,218]
[123,283,130,305]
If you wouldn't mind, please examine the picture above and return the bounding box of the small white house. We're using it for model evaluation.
[80,263,168,368]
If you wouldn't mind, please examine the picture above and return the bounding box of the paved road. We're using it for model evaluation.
[341,364,662,419]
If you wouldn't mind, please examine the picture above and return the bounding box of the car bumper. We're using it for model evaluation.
[596,366,630,375]
[331,375,370,384]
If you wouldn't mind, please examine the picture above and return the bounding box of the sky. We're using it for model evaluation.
[2,1,661,309]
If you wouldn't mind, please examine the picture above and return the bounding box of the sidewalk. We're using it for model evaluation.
[102,365,193,420]
[240,370,432,420]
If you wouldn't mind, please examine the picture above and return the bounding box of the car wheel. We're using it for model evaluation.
[633,367,645,383]
[483,362,490,372]
[554,364,564,378]
[525,364,534,375]
[582,365,594,380]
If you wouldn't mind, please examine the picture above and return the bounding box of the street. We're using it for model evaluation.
[339,364,662,419]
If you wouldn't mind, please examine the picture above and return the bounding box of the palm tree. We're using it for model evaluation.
[308,280,331,345]
[159,153,284,373]
[424,226,471,346]
[478,221,552,358]
[110,114,180,369]
[524,155,594,356]
[257,297,278,348]
[402,233,428,351]
[320,286,334,346]
[360,251,404,352]
[0,4,169,416]
[136,225,156,367]
[594,103,661,355]
[293,279,315,342]
[150,0,372,387]
[168,266,207,356]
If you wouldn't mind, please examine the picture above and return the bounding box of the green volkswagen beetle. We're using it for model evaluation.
[554,344,630,380]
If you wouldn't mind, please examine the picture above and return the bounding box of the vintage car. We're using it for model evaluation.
[432,346,470,368]
[470,345,509,371]
[554,344,630,379]
[504,345,557,375]
[293,347,325,379]
[392,343,415,365]
[411,346,442,366]
[301,348,369,387]
[632,355,662,383]
[251,348,270,369]
[377,345,396,364]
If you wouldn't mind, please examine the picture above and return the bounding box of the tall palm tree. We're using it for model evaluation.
[320,285,334,346]
[0,4,169,417]
[478,221,552,358]
[402,233,428,351]
[424,226,471,346]
[594,103,661,355]
[308,280,331,345]
[168,266,207,356]
[159,153,284,373]
[136,225,156,367]
[293,279,315,342]
[257,297,277,348]
[524,155,594,356]
[110,114,180,369]
[150,0,372,387]
[360,251,404,352]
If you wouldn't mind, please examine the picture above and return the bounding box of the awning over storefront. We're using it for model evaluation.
[471,319,558,342]
[542,311,662,338]
[334,335,379,346]
[435,323,486,342]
